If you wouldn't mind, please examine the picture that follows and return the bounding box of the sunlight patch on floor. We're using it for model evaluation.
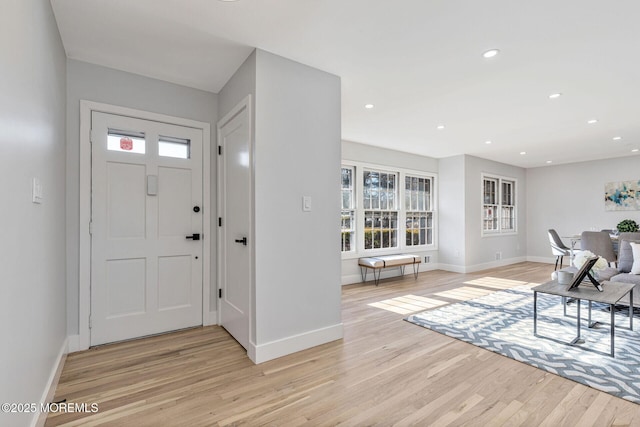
[463,276,528,289]
[368,294,448,315]
[434,286,495,301]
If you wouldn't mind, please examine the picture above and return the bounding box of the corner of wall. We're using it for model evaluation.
[249,324,343,364]
[32,338,68,427]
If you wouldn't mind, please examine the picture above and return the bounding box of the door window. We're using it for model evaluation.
[159,136,190,159]
[107,129,146,154]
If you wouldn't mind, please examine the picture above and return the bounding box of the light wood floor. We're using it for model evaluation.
[47,262,640,426]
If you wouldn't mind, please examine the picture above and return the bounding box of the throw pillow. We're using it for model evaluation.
[631,242,640,275]
[618,239,640,273]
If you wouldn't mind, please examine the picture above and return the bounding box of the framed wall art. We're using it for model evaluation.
[605,180,640,211]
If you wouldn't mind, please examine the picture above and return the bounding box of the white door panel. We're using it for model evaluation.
[91,112,203,346]
[107,163,146,239]
[218,101,252,350]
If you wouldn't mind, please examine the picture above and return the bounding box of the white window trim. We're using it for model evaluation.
[481,172,518,237]
[342,160,438,260]
[340,165,356,254]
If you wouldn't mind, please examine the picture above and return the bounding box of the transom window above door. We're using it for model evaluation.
[107,129,145,154]
[106,129,191,159]
[159,136,191,159]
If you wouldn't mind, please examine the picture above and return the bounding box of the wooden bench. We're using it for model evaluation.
[358,254,421,286]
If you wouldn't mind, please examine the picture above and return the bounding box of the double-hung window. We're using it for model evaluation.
[340,163,436,254]
[482,174,516,235]
[405,175,433,246]
[500,180,516,232]
[363,169,398,250]
[341,166,356,252]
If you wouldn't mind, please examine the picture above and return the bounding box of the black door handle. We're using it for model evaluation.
[186,233,200,240]
[235,237,247,246]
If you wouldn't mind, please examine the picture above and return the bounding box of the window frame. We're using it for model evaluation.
[362,167,400,251]
[481,173,517,237]
[341,161,437,260]
[341,165,356,253]
[404,174,434,248]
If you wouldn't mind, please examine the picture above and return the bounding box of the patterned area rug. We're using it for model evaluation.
[405,285,640,403]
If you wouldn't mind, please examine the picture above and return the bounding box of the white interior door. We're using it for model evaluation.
[218,100,252,350]
[91,111,203,346]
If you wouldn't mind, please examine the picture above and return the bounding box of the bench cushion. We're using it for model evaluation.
[359,254,421,268]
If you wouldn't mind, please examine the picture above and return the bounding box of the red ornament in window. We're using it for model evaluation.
[120,137,133,151]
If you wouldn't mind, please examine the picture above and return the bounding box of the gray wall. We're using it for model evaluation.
[527,156,640,261]
[254,50,343,345]
[0,1,67,426]
[465,155,527,268]
[339,151,527,276]
[438,155,466,267]
[218,51,256,120]
[341,141,440,283]
[217,50,257,343]
[217,49,342,361]
[66,60,218,334]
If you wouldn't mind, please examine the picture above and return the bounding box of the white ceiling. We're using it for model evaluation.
[51,0,640,168]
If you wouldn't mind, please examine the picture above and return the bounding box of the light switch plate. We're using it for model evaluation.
[302,196,312,212]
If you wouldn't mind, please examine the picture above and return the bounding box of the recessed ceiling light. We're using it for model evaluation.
[549,93,562,99]
[483,49,500,59]
[587,119,598,124]
[632,149,639,153]
[364,104,374,109]
[485,140,492,144]
[436,124,445,130]
[520,151,527,155]
[546,160,553,164]
[613,136,623,141]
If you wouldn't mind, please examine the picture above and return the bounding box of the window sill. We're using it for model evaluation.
[341,245,438,260]
[481,231,518,238]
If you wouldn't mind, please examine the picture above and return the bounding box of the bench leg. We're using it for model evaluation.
[374,268,381,286]
[360,266,368,283]
[400,265,405,276]
[413,262,419,279]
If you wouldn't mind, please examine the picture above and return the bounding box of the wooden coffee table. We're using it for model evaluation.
[532,280,634,357]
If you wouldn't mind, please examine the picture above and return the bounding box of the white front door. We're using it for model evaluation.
[91,112,203,346]
[218,99,252,349]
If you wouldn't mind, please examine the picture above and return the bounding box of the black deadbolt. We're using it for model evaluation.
[193,206,201,213]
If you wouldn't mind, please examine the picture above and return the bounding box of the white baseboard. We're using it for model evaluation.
[527,256,556,264]
[438,257,527,274]
[341,263,438,285]
[33,338,68,427]
[203,310,218,326]
[67,334,81,353]
[437,263,466,273]
[463,256,528,273]
[344,256,531,279]
[248,323,343,364]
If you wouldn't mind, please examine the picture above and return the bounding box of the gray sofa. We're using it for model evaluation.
[558,237,640,306]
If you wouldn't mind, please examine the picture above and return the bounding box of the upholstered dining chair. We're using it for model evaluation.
[617,232,640,242]
[617,232,640,273]
[580,231,617,266]
[548,229,571,271]
[618,231,640,257]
